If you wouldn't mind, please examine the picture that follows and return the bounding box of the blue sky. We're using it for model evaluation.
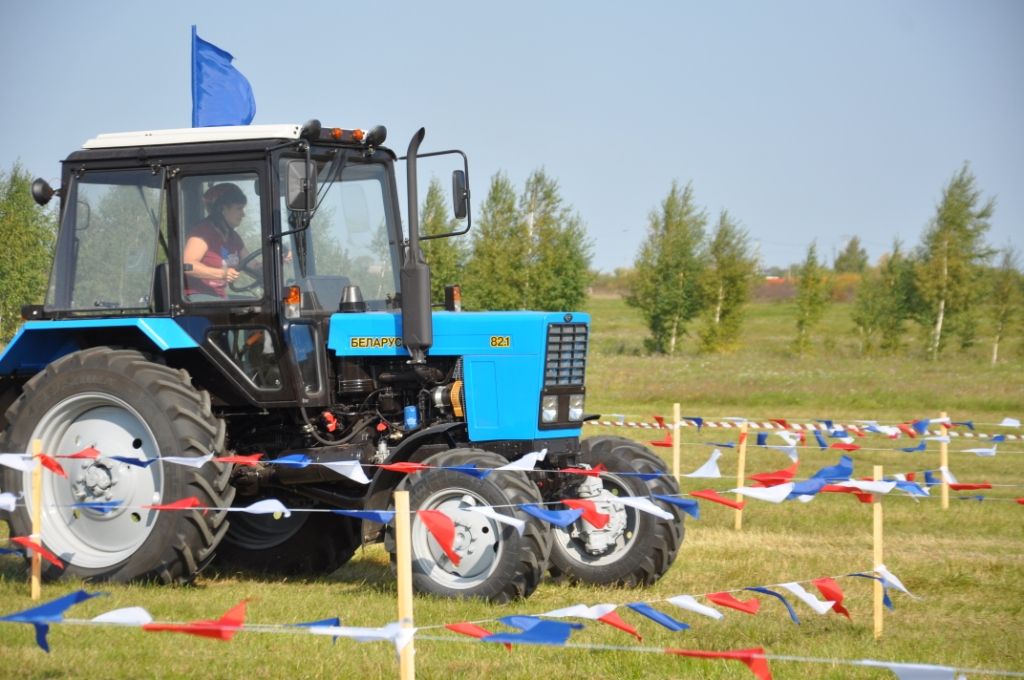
[1,1,1020,272]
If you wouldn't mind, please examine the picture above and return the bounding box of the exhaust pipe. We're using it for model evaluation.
[400,128,432,364]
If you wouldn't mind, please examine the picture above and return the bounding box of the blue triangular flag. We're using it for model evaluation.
[924,470,941,487]
[269,454,311,469]
[813,430,828,450]
[849,573,893,609]
[449,464,492,480]
[110,456,157,468]
[900,442,926,453]
[619,471,664,481]
[627,602,689,632]
[952,421,974,430]
[519,504,583,528]
[891,480,929,497]
[707,442,735,449]
[991,435,1006,443]
[684,416,704,432]
[191,26,256,127]
[756,433,768,447]
[0,590,105,652]
[652,494,700,519]
[71,501,122,514]
[810,455,853,482]
[911,419,930,435]
[817,419,834,429]
[786,477,828,499]
[484,616,582,646]
[293,617,342,643]
[330,509,395,523]
[745,586,800,624]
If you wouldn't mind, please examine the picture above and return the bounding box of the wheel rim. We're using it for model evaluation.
[552,473,640,567]
[412,488,502,591]
[22,392,164,569]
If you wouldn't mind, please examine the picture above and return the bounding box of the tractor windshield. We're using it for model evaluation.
[278,154,400,312]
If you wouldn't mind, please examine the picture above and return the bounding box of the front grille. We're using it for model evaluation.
[544,322,588,386]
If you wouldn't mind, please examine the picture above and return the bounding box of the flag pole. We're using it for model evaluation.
[872,464,884,641]
[30,439,43,600]
[734,421,748,531]
[395,490,416,680]
[672,403,681,484]
[939,411,950,510]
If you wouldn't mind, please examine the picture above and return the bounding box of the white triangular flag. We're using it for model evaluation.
[876,564,916,598]
[963,445,997,457]
[858,659,956,679]
[998,417,1020,427]
[466,505,526,536]
[0,492,18,512]
[729,483,794,504]
[611,496,674,521]
[779,582,835,614]
[0,453,36,472]
[160,454,213,468]
[667,594,723,620]
[837,480,897,494]
[497,449,547,472]
[236,498,292,517]
[91,607,154,625]
[320,460,371,484]
[768,444,799,462]
[684,449,722,478]
[939,466,959,484]
[542,603,617,619]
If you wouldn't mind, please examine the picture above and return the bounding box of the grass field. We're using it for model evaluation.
[1,298,1022,679]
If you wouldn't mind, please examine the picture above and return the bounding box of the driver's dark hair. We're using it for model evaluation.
[203,183,247,213]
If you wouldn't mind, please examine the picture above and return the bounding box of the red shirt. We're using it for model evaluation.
[184,219,246,298]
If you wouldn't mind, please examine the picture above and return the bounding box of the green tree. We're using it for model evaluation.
[697,211,757,352]
[987,247,1022,365]
[420,177,467,303]
[833,236,869,273]
[914,163,995,360]
[792,242,830,355]
[851,241,916,354]
[462,172,529,310]
[0,163,57,343]
[627,181,707,355]
[520,170,592,311]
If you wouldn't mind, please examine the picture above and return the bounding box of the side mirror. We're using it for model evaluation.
[452,170,468,220]
[286,160,317,211]
[32,178,55,206]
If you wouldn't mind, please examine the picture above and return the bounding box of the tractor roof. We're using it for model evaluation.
[83,124,304,149]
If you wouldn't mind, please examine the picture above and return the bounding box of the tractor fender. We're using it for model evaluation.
[0,318,198,377]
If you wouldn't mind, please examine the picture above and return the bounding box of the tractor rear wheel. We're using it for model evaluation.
[213,507,361,577]
[548,436,684,586]
[389,448,551,602]
[0,348,234,583]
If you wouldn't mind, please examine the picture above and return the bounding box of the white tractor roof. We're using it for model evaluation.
[83,124,304,149]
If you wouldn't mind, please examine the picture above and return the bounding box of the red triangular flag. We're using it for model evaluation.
[562,463,607,478]
[770,418,789,429]
[820,485,874,503]
[417,509,460,566]
[896,423,917,438]
[690,489,745,510]
[811,577,851,619]
[380,461,429,474]
[847,426,866,438]
[58,446,101,460]
[143,497,206,515]
[36,454,67,478]
[949,482,991,491]
[748,462,799,487]
[666,647,772,680]
[216,453,264,466]
[562,499,610,529]
[144,600,248,640]
[1016,498,1024,505]
[11,536,65,568]
[446,622,511,650]
[597,611,642,641]
[830,442,861,452]
[905,472,916,482]
[649,433,673,448]
[706,592,760,615]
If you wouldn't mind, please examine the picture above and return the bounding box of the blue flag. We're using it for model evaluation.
[191,26,256,127]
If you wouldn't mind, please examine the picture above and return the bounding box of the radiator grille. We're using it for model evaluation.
[544,323,588,386]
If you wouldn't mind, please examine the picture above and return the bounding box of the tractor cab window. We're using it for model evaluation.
[279,159,399,312]
[45,169,165,312]
[179,173,264,302]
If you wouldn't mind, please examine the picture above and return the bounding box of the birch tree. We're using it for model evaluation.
[698,211,757,352]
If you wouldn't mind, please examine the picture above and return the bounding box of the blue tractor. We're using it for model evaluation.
[0,121,683,601]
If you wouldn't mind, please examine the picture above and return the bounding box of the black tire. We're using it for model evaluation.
[214,509,361,577]
[548,436,684,587]
[389,448,551,603]
[0,347,234,583]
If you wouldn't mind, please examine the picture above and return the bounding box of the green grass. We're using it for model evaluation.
[1,298,1022,679]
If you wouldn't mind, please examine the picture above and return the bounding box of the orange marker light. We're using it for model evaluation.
[352,129,365,142]
[331,128,343,140]
[285,286,301,305]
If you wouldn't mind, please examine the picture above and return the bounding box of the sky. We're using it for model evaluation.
[1,1,1021,272]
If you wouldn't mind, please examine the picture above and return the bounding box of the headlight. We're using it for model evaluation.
[541,395,559,423]
[568,394,585,421]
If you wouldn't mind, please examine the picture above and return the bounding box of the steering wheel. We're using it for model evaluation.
[230,250,264,293]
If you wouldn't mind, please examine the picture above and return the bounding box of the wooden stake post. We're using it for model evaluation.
[734,421,749,531]
[672,403,681,484]
[394,490,416,680]
[939,411,950,510]
[30,439,43,600]
[872,465,884,641]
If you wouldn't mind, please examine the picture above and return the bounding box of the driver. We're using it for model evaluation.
[183,182,251,299]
